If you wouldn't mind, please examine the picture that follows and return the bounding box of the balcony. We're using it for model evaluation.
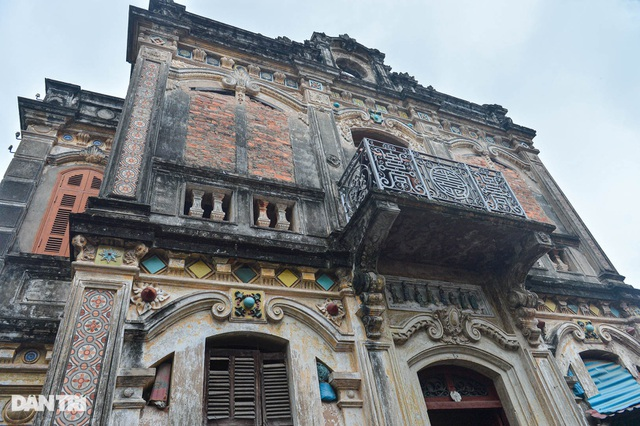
[338,138,554,283]
[339,138,526,222]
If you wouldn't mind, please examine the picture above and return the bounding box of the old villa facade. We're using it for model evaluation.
[1,1,639,425]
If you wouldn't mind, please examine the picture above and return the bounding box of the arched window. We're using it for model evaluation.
[205,335,293,425]
[350,129,408,148]
[32,168,103,257]
[418,365,509,426]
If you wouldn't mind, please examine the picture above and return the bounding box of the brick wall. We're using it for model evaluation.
[245,99,294,182]
[184,92,237,172]
[183,92,295,183]
[454,154,551,224]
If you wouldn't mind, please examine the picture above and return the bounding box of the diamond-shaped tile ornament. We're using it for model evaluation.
[316,273,335,291]
[235,266,258,283]
[142,255,166,274]
[95,246,124,266]
[277,269,298,287]
[188,260,212,279]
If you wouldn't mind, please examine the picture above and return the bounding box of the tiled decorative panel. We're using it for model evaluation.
[284,78,298,88]
[95,246,124,266]
[112,60,160,198]
[206,56,220,66]
[235,266,258,283]
[417,111,431,121]
[138,253,340,292]
[177,48,192,58]
[54,289,115,425]
[187,260,213,279]
[142,255,167,274]
[316,273,335,291]
[308,80,323,91]
[277,269,298,287]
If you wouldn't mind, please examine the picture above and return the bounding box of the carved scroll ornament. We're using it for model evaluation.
[392,306,519,350]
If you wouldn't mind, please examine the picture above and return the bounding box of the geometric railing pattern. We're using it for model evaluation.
[338,138,527,220]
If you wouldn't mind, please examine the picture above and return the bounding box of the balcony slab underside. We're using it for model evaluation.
[343,191,555,284]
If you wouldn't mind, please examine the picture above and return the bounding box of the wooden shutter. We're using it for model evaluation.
[206,350,292,426]
[262,355,293,425]
[32,169,103,257]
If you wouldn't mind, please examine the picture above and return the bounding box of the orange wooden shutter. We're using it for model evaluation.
[33,169,103,257]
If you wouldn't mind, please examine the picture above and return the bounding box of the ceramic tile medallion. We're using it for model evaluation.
[54,289,115,425]
[95,246,124,266]
[232,289,265,321]
[417,111,431,121]
[308,79,323,91]
[112,60,160,198]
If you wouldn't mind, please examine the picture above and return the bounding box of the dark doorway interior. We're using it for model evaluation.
[419,365,510,426]
[428,407,509,426]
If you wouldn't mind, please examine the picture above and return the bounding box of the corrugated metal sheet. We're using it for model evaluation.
[585,360,640,418]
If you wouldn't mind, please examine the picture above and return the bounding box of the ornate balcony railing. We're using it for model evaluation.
[338,138,527,220]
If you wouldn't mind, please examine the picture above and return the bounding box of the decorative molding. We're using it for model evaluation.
[221,66,260,103]
[598,324,640,353]
[72,235,148,267]
[487,145,531,171]
[391,308,519,350]
[265,296,354,351]
[509,288,542,347]
[335,109,421,151]
[353,271,386,339]
[385,279,493,317]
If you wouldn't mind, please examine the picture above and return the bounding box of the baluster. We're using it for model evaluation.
[189,189,205,217]
[211,192,226,221]
[274,203,290,230]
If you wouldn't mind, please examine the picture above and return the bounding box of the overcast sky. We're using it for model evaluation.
[0,1,638,286]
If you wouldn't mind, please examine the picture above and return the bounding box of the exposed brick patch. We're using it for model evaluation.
[455,154,551,223]
[246,99,295,182]
[184,92,237,172]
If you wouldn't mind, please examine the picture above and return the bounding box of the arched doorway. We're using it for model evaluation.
[418,365,509,426]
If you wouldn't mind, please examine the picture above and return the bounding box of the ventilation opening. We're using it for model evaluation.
[184,187,232,221]
[253,198,295,231]
[67,174,83,186]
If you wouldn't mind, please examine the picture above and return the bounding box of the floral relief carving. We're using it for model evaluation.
[221,66,260,102]
[131,282,170,315]
[316,299,346,326]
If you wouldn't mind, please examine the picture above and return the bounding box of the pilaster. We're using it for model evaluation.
[103,44,173,204]
[37,238,147,425]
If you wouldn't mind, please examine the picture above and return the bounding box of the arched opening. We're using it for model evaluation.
[418,365,509,426]
[336,58,367,80]
[204,333,293,426]
[32,167,103,256]
[351,128,408,148]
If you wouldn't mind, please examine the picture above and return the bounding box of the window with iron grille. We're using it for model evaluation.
[206,348,293,426]
[32,168,103,257]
